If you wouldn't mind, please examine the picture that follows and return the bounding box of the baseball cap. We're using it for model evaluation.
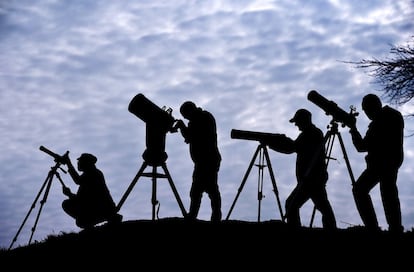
[77,153,97,164]
[289,108,311,123]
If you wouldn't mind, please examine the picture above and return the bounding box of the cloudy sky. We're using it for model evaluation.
[1,0,414,249]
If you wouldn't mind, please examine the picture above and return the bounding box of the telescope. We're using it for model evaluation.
[231,129,286,143]
[307,90,358,128]
[231,129,293,154]
[128,93,177,133]
[39,145,68,163]
[128,93,178,166]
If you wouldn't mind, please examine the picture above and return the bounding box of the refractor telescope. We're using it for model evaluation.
[39,145,68,163]
[231,129,286,143]
[231,129,293,153]
[307,90,358,128]
[128,93,178,166]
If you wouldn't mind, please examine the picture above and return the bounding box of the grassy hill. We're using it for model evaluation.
[1,217,413,269]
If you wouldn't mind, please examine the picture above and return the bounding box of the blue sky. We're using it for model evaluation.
[1,0,414,249]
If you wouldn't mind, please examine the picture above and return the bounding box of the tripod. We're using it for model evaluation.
[8,160,67,250]
[116,160,187,220]
[309,120,356,227]
[225,143,284,222]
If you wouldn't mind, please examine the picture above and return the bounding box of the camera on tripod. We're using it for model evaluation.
[308,90,358,128]
[128,93,179,166]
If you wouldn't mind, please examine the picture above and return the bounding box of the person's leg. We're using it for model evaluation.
[311,186,337,230]
[202,166,222,222]
[208,181,222,222]
[62,199,94,229]
[285,185,309,227]
[380,168,403,233]
[62,198,78,219]
[187,167,203,220]
[187,192,202,220]
[352,169,380,230]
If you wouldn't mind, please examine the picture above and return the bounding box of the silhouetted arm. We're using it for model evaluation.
[349,126,367,152]
[61,153,81,185]
[175,119,190,143]
[267,135,295,154]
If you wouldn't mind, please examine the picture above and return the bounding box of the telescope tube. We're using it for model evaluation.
[39,145,63,161]
[307,90,356,128]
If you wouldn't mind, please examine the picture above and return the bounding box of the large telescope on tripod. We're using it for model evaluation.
[307,90,358,128]
[117,93,187,220]
[128,93,178,166]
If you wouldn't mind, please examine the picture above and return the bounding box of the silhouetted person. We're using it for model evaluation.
[174,101,222,222]
[348,93,404,233]
[267,108,337,230]
[60,152,122,229]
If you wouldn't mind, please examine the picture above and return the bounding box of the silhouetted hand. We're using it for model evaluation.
[175,119,185,129]
[62,186,73,197]
[60,152,70,165]
[349,125,358,134]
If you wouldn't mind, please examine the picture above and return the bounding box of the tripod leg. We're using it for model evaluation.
[309,130,356,228]
[29,171,54,245]
[161,163,187,217]
[151,166,158,220]
[263,146,285,222]
[8,166,56,250]
[309,207,317,228]
[257,147,265,222]
[336,132,356,185]
[225,144,261,220]
[116,161,148,211]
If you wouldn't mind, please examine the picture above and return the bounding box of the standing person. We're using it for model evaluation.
[174,101,222,222]
[348,93,404,233]
[60,152,122,229]
[266,108,337,230]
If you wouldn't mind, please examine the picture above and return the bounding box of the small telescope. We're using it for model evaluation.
[39,145,68,163]
[307,90,358,128]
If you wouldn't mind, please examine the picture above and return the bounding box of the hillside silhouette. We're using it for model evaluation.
[2,217,413,269]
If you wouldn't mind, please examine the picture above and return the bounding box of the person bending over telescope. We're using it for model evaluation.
[174,101,222,222]
[59,152,122,229]
[264,108,337,230]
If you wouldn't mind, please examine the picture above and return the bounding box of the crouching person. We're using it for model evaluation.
[60,152,122,229]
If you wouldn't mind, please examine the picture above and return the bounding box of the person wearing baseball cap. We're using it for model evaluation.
[267,108,337,230]
[60,152,122,229]
[289,108,311,123]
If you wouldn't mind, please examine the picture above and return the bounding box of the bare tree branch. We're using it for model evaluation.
[346,37,414,106]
